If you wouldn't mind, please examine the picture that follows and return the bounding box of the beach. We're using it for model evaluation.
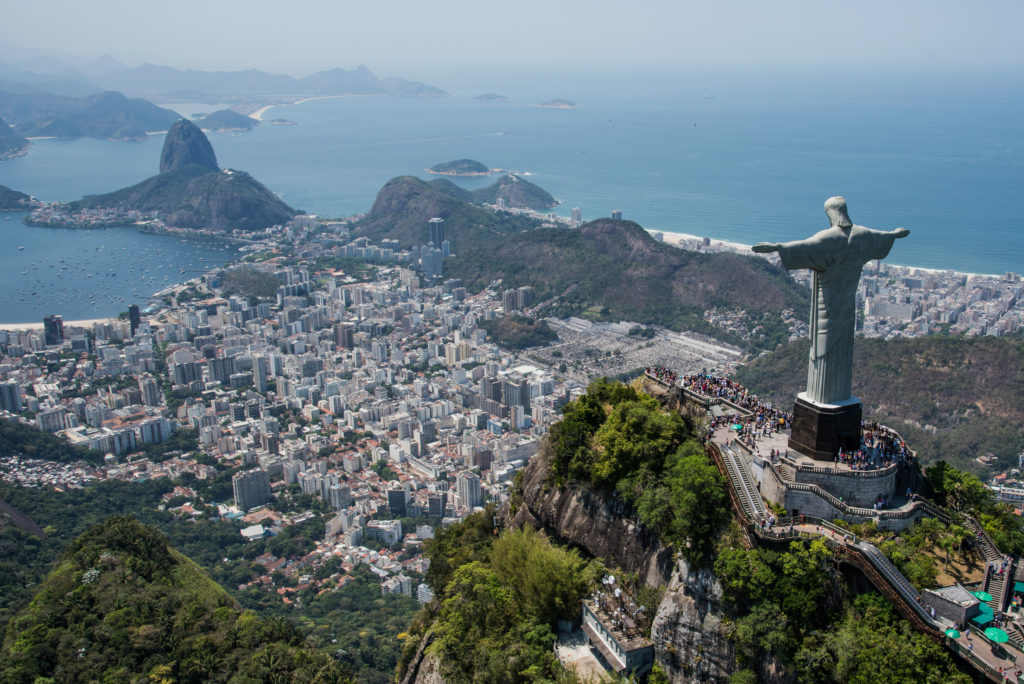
[0,317,119,332]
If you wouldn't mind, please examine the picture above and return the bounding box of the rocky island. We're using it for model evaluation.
[192,108,259,132]
[25,119,296,233]
[474,93,508,102]
[427,158,492,176]
[539,99,576,109]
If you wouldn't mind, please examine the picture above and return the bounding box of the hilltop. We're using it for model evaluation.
[0,118,28,160]
[0,184,38,211]
[0,90,178,140]
[734,334,1024,473]
[473,174,558,210]
[0,516,348,683]
[193,108,259,132]
[65,119,296,232]
[355,177,808,348]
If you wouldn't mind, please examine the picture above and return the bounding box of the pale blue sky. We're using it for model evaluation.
[2,0,1021,79]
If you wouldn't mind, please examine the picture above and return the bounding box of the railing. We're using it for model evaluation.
[946,639,1013,683]
[777,453,898,479]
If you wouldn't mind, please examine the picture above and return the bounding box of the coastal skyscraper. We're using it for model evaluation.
[428,217,445,247]
[611,210,622,220]
[128,304,141,336]
[42,315,63,347]
[571,207,582,226]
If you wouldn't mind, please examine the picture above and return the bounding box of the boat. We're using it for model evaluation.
[17,246,24,250]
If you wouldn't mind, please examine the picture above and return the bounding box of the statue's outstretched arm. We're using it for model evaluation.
[752,242,780,254]
[892,227,910,238]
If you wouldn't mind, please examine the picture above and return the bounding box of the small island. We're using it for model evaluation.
[269,119,297,126]
[539,99,576,109]
[427,159,492,177]
[192,109,259,132]
[474,93,508,102]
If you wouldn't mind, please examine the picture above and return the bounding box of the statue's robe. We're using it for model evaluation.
[776,224,899,405]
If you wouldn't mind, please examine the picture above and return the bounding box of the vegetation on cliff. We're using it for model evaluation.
[734,334,1024,472]
[159,119,219,173]
[549,379,729,564]
[0,516,349,683]
[479,314,557,349]
[400,509,597,683]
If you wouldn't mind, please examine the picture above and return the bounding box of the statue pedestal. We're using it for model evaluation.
[788,393,861,461]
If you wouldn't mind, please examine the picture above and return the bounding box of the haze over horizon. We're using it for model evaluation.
[1,0,1021,88]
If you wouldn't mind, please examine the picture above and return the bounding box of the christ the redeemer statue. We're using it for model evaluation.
[753,196,909,459]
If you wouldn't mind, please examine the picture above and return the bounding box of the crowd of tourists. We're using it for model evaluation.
[834,421,916,472]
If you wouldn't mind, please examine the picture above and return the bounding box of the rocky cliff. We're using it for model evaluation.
[504,440,738,683]
[159,118,219,173]
[652,559,736,683]
[509,441,673,587]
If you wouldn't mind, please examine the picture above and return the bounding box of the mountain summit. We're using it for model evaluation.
[159,118,218,173]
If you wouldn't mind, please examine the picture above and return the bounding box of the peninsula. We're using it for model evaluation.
[192,108,259,132]
[0,118,29,161]
[25,119,296,233]
[0,184,39,211]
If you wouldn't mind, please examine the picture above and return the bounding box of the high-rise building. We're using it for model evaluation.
[571,207,582,225]
[0,382,22,413]
[42,315,64,347]
[128,304,141,336]
[233,469,272,511]
[502,289,519,312]
[428,217,445,247]
[253,355,269,393]
[139,375,162,407]
[333,322,355,349]
[388,488,409,517]
[611,210,623,221]
[456,471,481,510]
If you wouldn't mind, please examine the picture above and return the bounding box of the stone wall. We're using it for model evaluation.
[789,462,896,507]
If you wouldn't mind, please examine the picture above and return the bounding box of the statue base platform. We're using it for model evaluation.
[788,393,861,461]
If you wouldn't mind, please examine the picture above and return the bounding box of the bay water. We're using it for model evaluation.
[1,71,1022,322]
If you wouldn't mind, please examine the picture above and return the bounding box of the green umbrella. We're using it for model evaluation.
[730,424,743,431]
[985,627,1009,643]
[973,590,993,601]
[944,628,961,638]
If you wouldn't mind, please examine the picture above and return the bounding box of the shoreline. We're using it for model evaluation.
[252,94,362,121]
[0,317,119,332]
[654,229,1010,280]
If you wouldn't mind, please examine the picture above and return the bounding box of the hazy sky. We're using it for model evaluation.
[2,0,1022,79]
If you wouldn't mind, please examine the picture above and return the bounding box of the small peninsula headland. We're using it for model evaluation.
[539,99,576,109]
[0,118,29,161]
[427,158,492,176]
[25,119,296,233]
[0,184,40,211]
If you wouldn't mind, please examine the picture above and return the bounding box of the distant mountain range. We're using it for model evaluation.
[0,50,446,104]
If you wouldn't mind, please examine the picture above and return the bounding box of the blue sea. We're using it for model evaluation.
[1,69,1022,322]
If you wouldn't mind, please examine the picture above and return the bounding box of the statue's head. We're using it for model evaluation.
[825,196,853,229]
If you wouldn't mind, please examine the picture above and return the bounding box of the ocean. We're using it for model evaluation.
[1,70,1022,322]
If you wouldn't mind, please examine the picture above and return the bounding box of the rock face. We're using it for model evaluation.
[651,559,736,683]
[509,441,673,588]
[159,119,219,173]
